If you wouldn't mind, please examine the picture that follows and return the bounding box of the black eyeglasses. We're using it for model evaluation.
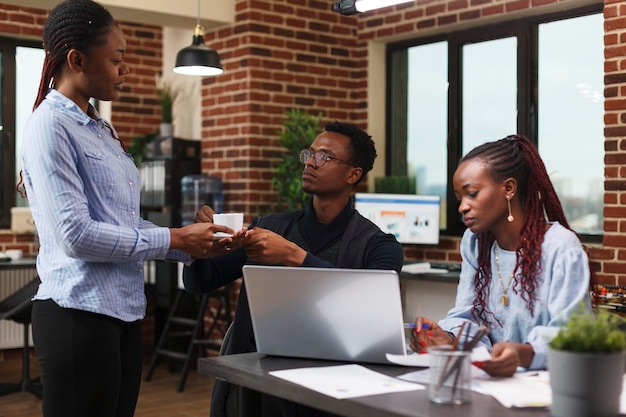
[299,149,351,167]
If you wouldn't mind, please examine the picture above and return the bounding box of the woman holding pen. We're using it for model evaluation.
[410,135,595,377]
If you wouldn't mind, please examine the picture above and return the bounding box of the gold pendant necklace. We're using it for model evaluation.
[494,242,514,306]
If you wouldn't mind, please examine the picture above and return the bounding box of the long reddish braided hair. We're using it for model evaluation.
[465,135,597,327]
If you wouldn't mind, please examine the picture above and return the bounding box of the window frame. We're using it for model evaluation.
[0,37,43,229]
[385,3,603,243]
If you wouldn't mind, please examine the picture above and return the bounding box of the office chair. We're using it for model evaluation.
[0,276,42,397]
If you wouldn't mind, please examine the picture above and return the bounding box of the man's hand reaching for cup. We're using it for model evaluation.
[194,205,216,223]
[242,227,306,266]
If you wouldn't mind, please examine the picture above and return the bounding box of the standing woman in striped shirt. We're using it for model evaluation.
[17,1,233,416]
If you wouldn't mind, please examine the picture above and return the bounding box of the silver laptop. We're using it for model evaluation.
[242,265,407,364]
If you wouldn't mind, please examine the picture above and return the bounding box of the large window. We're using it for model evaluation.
[387,5,603,239]
[0,40,44,229]
[537,14,604,235]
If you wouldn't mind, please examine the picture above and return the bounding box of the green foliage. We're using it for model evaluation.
[550,305,626,354]
[128,131,158,166]
[272,109,323,211]
[374,176,417,194]
[158,83,177,123]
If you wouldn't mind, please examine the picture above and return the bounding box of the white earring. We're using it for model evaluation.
[507,196,514,223]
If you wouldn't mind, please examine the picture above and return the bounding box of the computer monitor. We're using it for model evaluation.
[354,193,441,244]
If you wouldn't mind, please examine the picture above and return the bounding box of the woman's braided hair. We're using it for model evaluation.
[34,0,116,110]
[464,135,597,327]
[17,0,120,199]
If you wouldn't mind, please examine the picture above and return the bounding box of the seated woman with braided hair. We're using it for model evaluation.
[410,135,596,377]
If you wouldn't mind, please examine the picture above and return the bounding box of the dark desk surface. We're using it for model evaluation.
[0,258,37,269]
[198,353,550,417]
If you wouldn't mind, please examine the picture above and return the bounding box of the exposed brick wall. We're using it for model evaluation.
[1,0,625,287]
[603,0,626,285]
[199,0,620,283]
[0,232,38,257]
[113,21,164,142]
[198,0,364,216]
[0,4,47,36]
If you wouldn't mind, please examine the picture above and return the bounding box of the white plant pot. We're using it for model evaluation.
[160,122,174,138]
[548,348,625,417]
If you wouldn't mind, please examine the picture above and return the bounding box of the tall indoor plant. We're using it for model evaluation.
[548,306,626,417]
[272,109,323,211]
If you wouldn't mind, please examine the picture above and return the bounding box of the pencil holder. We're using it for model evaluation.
[428,345,472,404]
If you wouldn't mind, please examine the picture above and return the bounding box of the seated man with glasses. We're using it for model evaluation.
[184,120,403,417]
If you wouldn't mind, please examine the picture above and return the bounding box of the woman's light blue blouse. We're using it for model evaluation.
[21,90,190,322]
[438,222,591,370]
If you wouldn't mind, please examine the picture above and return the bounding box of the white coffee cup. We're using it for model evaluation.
[213,213,244,232]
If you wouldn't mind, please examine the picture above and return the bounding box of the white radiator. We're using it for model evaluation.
[401,278,459,323]
[0,266,38,349]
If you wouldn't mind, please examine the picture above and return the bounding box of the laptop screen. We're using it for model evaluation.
[243,265,407,364]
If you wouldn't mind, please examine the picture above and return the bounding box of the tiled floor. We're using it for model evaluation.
[0,354,215,417]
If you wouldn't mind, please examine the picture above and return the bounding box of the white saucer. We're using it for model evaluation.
[213,232,233,241]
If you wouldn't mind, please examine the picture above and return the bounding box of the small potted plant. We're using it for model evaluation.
[548,305,626,417]
[158,82,177,137]
[374,176,416,194]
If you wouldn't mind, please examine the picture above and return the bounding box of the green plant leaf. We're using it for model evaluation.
[549,303,626,353]
[128,131,157,167]
[271,109,323,211]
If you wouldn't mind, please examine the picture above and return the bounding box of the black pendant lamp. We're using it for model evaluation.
[173,0,223,76]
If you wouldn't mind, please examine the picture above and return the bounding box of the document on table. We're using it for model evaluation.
[269,364,425,399]
[398,369,549,408]
[475,372,626,411]
[472,372,552,408]
[400,369,626,412]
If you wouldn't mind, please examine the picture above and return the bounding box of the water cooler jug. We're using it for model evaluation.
[181,175,224,226]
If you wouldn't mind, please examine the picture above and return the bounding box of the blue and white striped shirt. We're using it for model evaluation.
[21,90,190,322]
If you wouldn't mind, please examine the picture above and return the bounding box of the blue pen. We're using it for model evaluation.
[403,323,431,329]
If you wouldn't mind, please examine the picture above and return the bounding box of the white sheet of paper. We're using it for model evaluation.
[476,372,626,412]
[269,364,425,399]
[385,346,492,367]
[472,372,552,408]
[472,371,626,414]
[402,370,626,412]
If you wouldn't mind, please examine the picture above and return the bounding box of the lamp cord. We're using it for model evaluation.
[196,0,200,26]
